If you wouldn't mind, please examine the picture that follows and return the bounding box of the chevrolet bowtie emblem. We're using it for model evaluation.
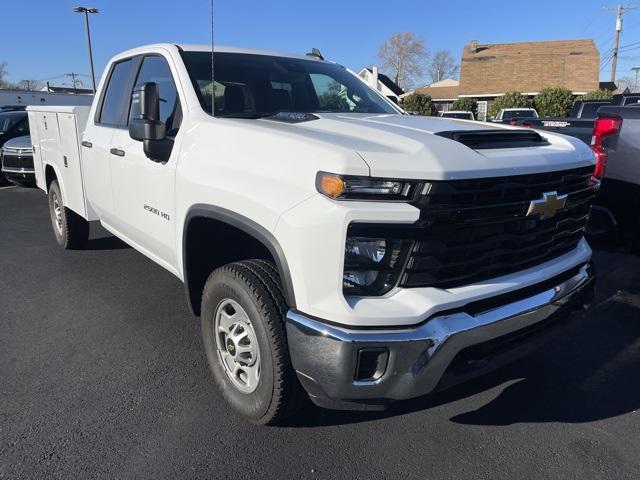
[526,191,567,219]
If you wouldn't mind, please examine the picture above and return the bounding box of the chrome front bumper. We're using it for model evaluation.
[286,263,595,410]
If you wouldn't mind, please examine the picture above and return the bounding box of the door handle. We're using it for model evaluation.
[81,141,92,148]
[110,148,125,157]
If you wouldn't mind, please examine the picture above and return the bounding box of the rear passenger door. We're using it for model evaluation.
[109,54,183,272]
[82,58,135,223]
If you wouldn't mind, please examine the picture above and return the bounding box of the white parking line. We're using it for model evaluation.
[0,185,17,190]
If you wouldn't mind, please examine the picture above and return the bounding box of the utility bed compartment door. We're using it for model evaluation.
[29,112,46,188]
[27,106,96,221]
[58,113,88,218]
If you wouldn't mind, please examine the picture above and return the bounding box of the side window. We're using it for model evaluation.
[98,59,134,126]
[15,117,29,134]
[129,56,181,135]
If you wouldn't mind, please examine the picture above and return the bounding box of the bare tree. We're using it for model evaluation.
[377,32,429,90]
[427,50,459,83]
[615,76,635,93]
[18,79,43,91]
[0,62,15,89]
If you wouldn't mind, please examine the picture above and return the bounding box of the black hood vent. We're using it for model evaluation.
[436,129,549,150]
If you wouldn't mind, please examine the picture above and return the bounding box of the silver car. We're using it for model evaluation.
[1,135,34,187]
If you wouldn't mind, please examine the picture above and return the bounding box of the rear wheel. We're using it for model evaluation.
[201,260,302,425]
[47,180,89,249]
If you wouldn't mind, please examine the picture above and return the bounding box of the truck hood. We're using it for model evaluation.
[264,113,596,180]
[1,134,32,152]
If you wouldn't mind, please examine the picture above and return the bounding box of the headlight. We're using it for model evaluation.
[317,172,418,201]
[343,234,411,296]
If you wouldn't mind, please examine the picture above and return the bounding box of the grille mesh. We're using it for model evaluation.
[399,166,595,289]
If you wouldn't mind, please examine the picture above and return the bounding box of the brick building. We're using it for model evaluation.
[416,39,600,120]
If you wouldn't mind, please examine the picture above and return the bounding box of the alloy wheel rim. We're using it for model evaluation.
[213,299,261,393]
[52,193,63,234]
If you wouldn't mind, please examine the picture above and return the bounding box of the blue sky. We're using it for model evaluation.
[3,0,640,88]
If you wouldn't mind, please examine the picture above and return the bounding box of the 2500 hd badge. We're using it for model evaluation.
[144,204,170,221]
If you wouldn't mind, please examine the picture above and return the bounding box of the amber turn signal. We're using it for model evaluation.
[319,174,345,198]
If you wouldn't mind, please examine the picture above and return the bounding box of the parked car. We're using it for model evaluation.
[0,110,29,147]
[0,110,29,183]
[440,110,475,120]
[28,43,597,425]
[1,135,35,187]
[587,105,640,252]
[492,108,539,123]
[513,94,640,144]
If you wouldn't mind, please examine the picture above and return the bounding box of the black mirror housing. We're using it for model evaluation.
[128,82,167,142]
[129,117,166,141]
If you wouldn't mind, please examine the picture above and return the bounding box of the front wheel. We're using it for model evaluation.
[47,180,89,249]
[201,260,302,425]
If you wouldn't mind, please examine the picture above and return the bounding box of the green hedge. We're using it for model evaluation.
[534,87,575,117]
[451,97,478,117]
[402,93,438,116]
[578,89,614,101]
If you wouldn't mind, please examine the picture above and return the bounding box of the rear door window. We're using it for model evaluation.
[98,59,134,126]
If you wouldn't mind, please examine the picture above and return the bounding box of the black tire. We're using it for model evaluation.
[201,259,302,425]
[47,180,89,249]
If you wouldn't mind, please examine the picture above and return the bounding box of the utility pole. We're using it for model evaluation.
[633,67,640,92]
[66,72,81,92]
[605,3,637,83]
[73,6,99,93]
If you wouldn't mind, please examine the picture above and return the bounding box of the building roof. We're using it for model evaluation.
[364,68,404,96]
[599,81,617,91]
[426,78,459,88]
[413,84,460,101]
[459,39,600,96]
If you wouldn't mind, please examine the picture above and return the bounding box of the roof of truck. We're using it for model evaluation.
[178,44,321,61]
[111,43,327,63]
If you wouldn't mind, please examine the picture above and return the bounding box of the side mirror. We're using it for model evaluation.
[129,82,172,162]
[129,82,166,142]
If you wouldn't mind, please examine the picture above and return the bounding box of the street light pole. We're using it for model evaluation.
[73,6,99,93]
[632,67,640,93]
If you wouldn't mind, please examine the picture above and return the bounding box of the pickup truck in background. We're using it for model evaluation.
[491,108,539,123]
[28,43,597,425]
[440,110,475,120]
[588,105,640,251]
[514,94,640,144]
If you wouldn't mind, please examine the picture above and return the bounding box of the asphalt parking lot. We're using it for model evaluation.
[1,185,639,479]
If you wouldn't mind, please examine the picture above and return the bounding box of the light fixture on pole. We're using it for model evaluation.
[73,6,99,93]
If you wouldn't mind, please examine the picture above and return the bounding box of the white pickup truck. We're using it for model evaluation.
[28,43,597,424]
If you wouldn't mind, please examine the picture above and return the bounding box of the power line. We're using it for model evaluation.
[578,11,605,37]
[619,40,640,50]
[618,45,640,53]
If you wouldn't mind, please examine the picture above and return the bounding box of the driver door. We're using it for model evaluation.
[109,54,183,272]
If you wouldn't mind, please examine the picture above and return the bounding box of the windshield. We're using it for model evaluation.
[0,113,25,134]
[181,51,398,117]
[502,110,537,119]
